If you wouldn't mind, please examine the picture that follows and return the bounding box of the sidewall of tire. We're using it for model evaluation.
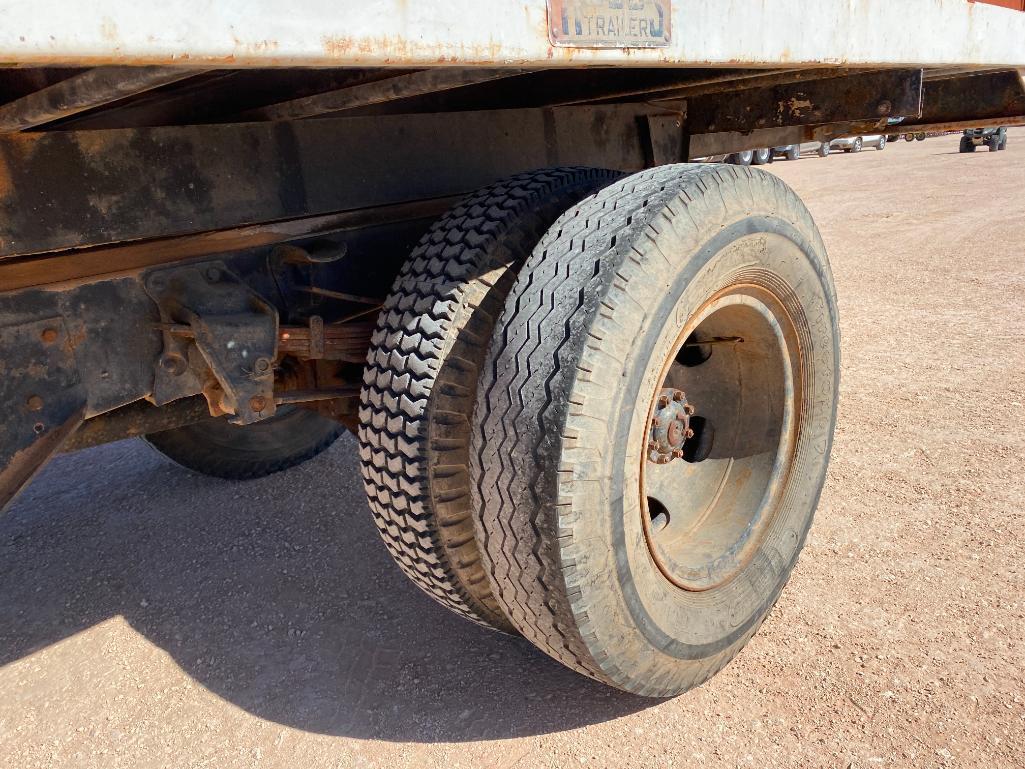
[553,169,839,694]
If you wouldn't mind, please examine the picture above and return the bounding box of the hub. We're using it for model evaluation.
[647,388,695,464]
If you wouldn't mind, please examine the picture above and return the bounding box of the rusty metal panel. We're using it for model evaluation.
[0,317,87,510]
[972,0,1025,11]
[1,0,1024,68]
[0,105,663,259]
[548,0,671,48]
[685,69,924,134]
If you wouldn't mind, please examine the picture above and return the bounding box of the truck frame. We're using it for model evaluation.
[2,0,1024,696]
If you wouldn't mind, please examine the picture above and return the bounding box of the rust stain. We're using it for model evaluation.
[0,149,11,199]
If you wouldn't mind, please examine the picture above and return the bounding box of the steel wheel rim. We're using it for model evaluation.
[640,284,801,592]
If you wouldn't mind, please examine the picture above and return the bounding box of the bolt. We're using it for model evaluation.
[40,328,58,344]
[249,395,268,412]
[877,100,892,117]
[658,394,669,408]
[684,404,696,415]
[205,266,222,283]
[33,422,45,435]
[672,390,685,402]
[159,353,187,376]
[26,395,43,412]
[685,428,695,439]
[254,357,272,374]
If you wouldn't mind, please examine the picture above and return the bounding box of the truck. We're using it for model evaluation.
[1,0,1024,698]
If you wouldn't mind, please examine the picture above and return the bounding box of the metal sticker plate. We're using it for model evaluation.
[548,0,672,48]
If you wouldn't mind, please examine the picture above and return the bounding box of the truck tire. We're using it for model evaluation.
[988,135,1000,152]
[472,164,840,696]
[358,167,621,631]
[960,136,976,153]
[727,150,754,166]
[144,407,344,480]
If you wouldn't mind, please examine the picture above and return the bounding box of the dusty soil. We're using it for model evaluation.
[1,130,1023,769]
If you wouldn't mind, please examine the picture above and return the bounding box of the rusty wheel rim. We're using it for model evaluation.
[640,284,802,592]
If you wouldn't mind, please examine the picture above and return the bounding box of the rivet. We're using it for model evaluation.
[26,395,43,412]
[254,357,272,374]
[159,354,187,376]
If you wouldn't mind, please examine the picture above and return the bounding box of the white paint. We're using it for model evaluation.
[0,0,1022,68]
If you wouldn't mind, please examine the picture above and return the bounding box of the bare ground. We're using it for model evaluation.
[1,130,1023,769]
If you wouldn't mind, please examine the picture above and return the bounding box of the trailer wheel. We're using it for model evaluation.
[727,150,754,166]
[359,167,621,631]
[785,145,800,161]
[817,142,830,157]
[960,136,976,153]
[751,148,771,165]
[144,407,344,480]
[988,136,1001,152]
[472,164,839,696]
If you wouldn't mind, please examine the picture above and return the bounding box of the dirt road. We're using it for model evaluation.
[1,131,1023,769]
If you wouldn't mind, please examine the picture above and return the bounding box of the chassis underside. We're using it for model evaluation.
[1,62,1024,508]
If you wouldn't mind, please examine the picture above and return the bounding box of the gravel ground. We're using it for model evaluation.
[1,130,1023,769]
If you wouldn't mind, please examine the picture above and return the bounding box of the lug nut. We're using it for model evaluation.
[672,390,685,401]
[254,357,272,374]
[684,404,695,415]
[672,448,684,459]
[685,428,695,439]
[658,394,669,408]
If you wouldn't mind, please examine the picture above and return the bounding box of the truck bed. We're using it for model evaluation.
[2,0,1025,69]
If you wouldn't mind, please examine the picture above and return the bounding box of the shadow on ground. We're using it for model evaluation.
[0,435,650,741]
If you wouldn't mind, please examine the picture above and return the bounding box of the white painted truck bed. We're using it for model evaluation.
[1,0,1024,69]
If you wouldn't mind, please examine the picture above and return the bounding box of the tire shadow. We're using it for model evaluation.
[0,435,651,742]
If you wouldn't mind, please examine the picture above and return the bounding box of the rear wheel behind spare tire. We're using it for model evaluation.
[144,407,344,479]
[358,167,621,631]
[472,164,840,696]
